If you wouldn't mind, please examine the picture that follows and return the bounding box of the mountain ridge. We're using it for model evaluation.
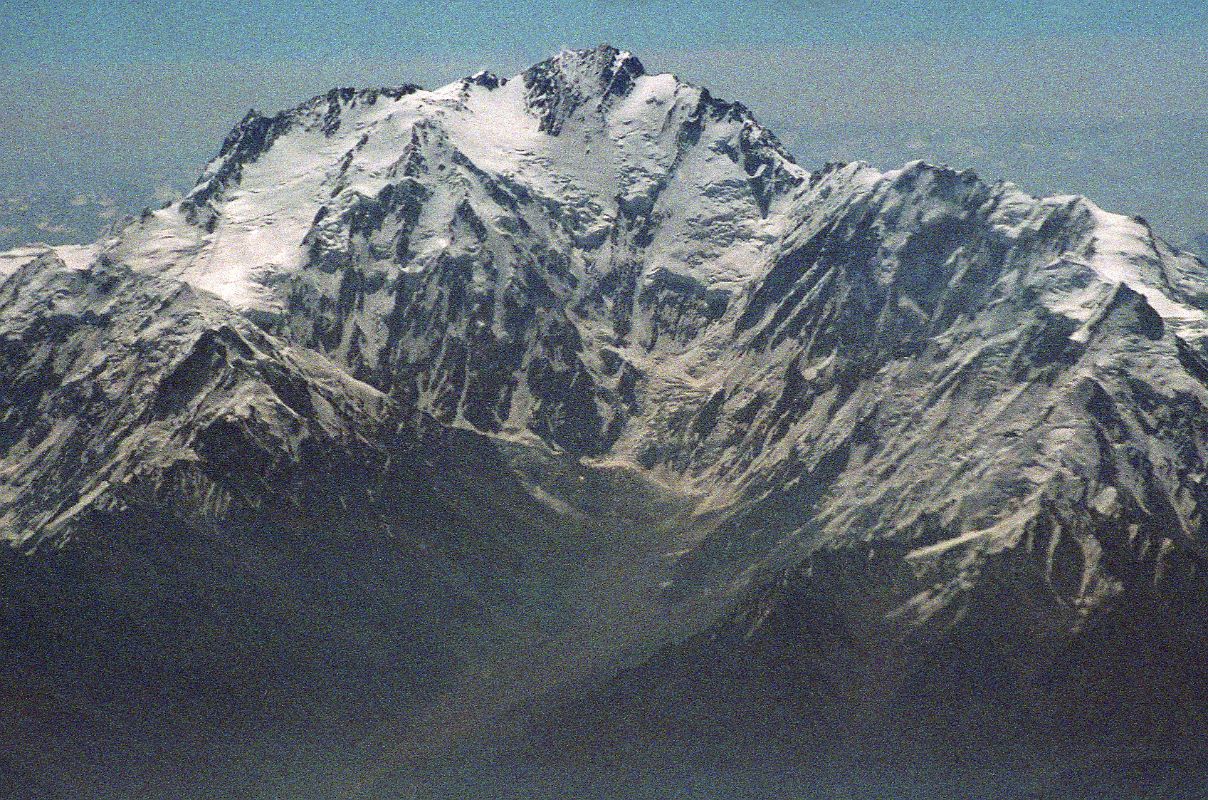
[2,45,1207,798]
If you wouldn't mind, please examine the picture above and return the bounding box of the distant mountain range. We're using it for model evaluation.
[0,190,122,249]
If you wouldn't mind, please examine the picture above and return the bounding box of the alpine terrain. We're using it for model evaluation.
[2,46,1206,799]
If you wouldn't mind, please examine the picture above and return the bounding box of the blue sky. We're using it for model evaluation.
[0,1,1205,247]
[5,1,1206,64]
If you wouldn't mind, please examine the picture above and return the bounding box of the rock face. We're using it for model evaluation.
[2,45,1207,797]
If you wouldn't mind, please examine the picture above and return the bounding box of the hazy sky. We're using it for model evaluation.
[6,1,1205,63]
[1,1,1205,246]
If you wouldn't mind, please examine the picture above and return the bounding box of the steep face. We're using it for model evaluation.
[647,160,1208,651]
[103,45,806,453]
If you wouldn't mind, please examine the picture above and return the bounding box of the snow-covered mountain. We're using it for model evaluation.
[95,46,804,456]
[2,45,1207,797]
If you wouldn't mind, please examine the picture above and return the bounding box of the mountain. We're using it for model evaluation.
[2,46,1207,798]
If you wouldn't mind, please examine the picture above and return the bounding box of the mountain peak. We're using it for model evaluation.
[464,69,504,90]
[522,44,646,134]
[548,44,645,82]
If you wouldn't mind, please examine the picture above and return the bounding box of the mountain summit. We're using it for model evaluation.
[90,44,805,455]
[2,47,1207,798]
[522,44,648,133]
